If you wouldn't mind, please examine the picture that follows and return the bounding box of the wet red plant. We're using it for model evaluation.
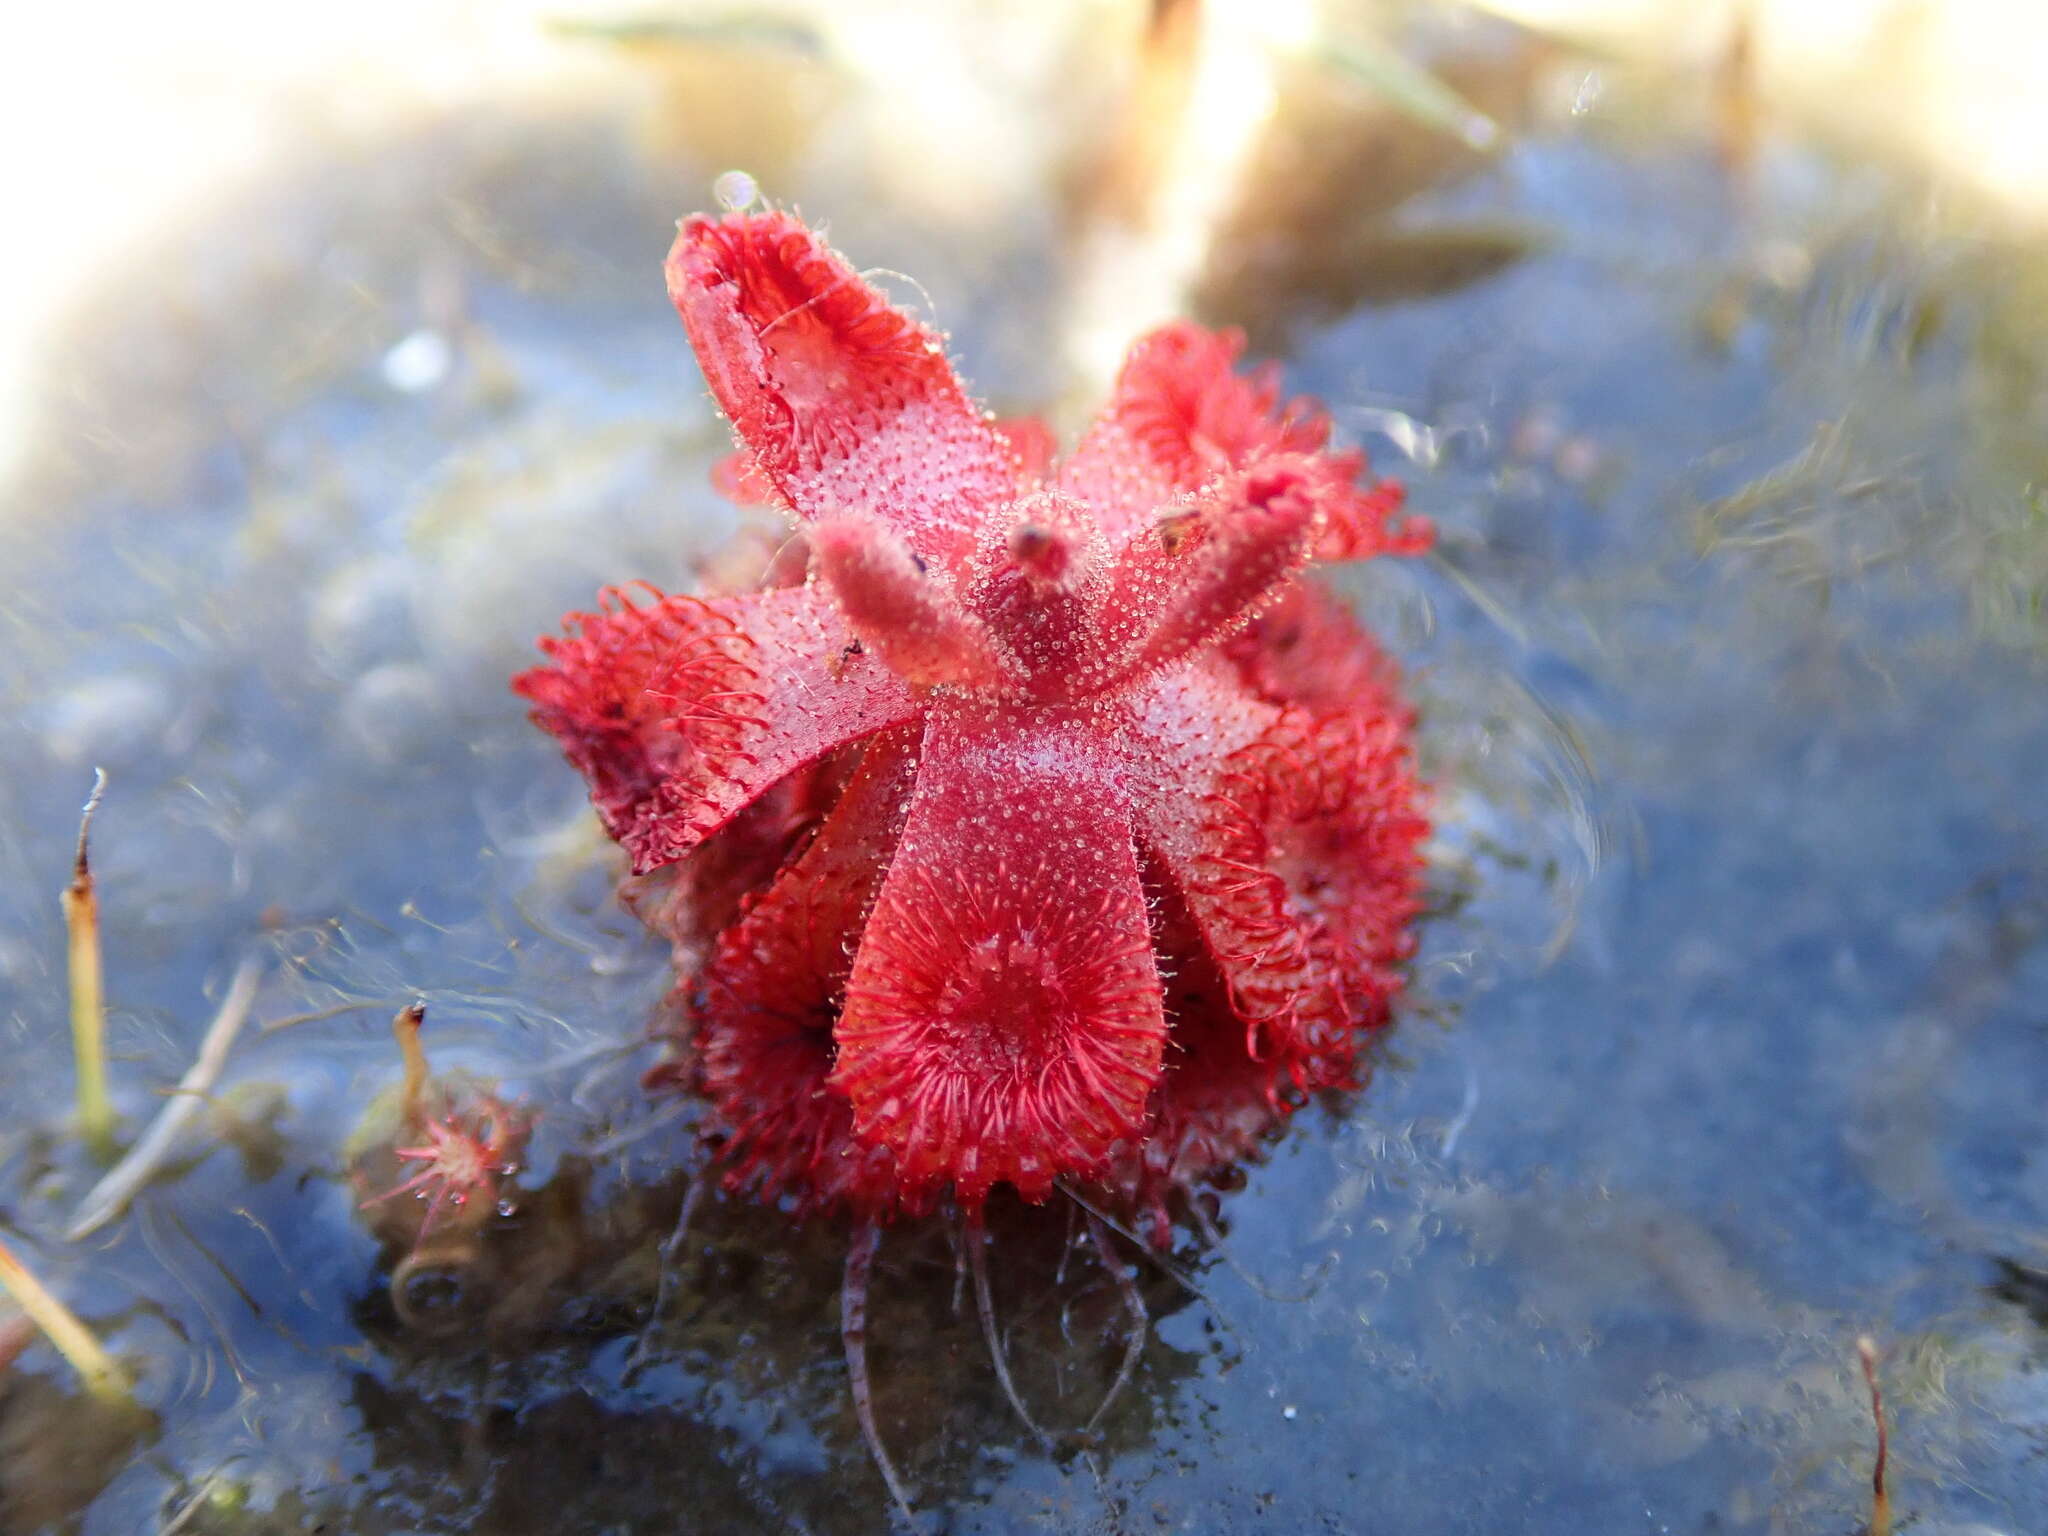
[515,207,1430,1507]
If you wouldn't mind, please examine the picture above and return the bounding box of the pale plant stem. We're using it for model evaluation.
[393,1001,430,1128]
[966,1219,1049,1447]
[1085,1211,1147,1436]
[843,1223,917,1524]
[66,956,263,1241]
[63,769,114,1158]
[0,1234,129,1403]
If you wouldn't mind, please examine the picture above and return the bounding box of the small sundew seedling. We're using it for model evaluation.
[0,1236,129,1404]
[61,770,114,1159]
[349,1004,530,1258]
[360,1097,527,1241]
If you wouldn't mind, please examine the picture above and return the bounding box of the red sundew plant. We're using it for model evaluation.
[515,207,1430,1507]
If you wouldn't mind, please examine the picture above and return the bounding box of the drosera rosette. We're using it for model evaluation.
[515,203,1431,1512]
[346,1003,532,1328]
[359,1093,528,1243]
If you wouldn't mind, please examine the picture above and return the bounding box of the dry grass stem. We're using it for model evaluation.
[62,769,114,1157]
[66,956,264,1240]
[0,1235,129,1402]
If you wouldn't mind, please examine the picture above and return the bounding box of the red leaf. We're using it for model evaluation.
[830,700,1166,1208]
[669,210,1030,574]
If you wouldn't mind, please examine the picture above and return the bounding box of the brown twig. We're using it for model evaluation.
[1713,3,1759,185]
[1857,1334,1890,1536]
[0,1314,33,1375]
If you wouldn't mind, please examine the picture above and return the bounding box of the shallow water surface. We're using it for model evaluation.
[1,31,2045,1536]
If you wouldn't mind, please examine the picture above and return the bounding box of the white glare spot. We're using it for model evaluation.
[714,169,759,212]
[381,329,450,393]
[1457,113,1500,152]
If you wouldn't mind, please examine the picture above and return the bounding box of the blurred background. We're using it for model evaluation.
[2,2,2047,1533]
[8,0,2048,486]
